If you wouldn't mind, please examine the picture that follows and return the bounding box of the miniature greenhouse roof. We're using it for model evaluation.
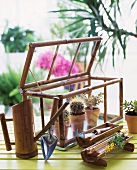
[19,37,102,93]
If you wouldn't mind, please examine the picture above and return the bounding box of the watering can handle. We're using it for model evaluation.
[0,113,12,151]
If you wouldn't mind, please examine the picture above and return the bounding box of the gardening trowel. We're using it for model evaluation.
[41,125,58,161]
[76,126,112,138]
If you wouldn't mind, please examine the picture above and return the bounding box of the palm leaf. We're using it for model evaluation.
[131,0,137,9]
[50,0,137,66]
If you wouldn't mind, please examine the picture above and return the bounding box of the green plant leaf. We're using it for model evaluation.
[131,0,137,9]
[9,88,19,97]
[1,24,38,53]
[50,0,137,66]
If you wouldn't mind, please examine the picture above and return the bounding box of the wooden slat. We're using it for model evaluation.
[30,37,102,48]
[22,72,87,90]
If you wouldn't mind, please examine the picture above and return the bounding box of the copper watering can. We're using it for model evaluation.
[0,98,69,159]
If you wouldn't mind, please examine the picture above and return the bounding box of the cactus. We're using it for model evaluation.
[63,109,70,121]
[56,109,70,122]
[70,97,84,115]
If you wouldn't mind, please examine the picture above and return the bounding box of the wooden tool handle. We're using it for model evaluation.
[93,126,112,134]
[0,113,12,151]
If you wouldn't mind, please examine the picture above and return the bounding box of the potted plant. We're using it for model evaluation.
[50,1,88,69]
[81,92,103,128]
[51,1,137,67]
[36,51,79,77]
[69,97,85,135]
[54,109,70,140]
[122,100,137,134]
[0,65,44,114]
[36,51,81,91]
[0,66,22,109]
[1,24,38,53]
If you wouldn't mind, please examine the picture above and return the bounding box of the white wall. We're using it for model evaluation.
[0,0,57,39]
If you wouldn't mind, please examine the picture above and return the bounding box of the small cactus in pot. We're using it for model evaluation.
[55,109,70,122]
[69,97,85,134]
[54,109,70,140]
[70,98,84,115]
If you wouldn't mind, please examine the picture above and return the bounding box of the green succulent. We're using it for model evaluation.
[109,132,126,149]
[81,92,103,109]
[122,100,137,115]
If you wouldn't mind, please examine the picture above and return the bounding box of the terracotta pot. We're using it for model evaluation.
[76,61,85,72]
[125,113,137,134]
[54,120,70,140]
[70,112,85,134]
[84,108,100,127]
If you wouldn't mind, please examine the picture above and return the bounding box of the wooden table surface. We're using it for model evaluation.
[0,116,137,170]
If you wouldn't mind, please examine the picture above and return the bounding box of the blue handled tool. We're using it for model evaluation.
[41,125,58,161]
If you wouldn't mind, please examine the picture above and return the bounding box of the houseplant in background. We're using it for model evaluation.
[36,51,82,91]
[0,65,22,114]
[0,22,39,53]
[54,109,70,141]
[122,100,137,134]
[50,1,89,70]
[0,64,44,115]
[81,92,103,128]
[51,0,137,67]
[69,97,85,135]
